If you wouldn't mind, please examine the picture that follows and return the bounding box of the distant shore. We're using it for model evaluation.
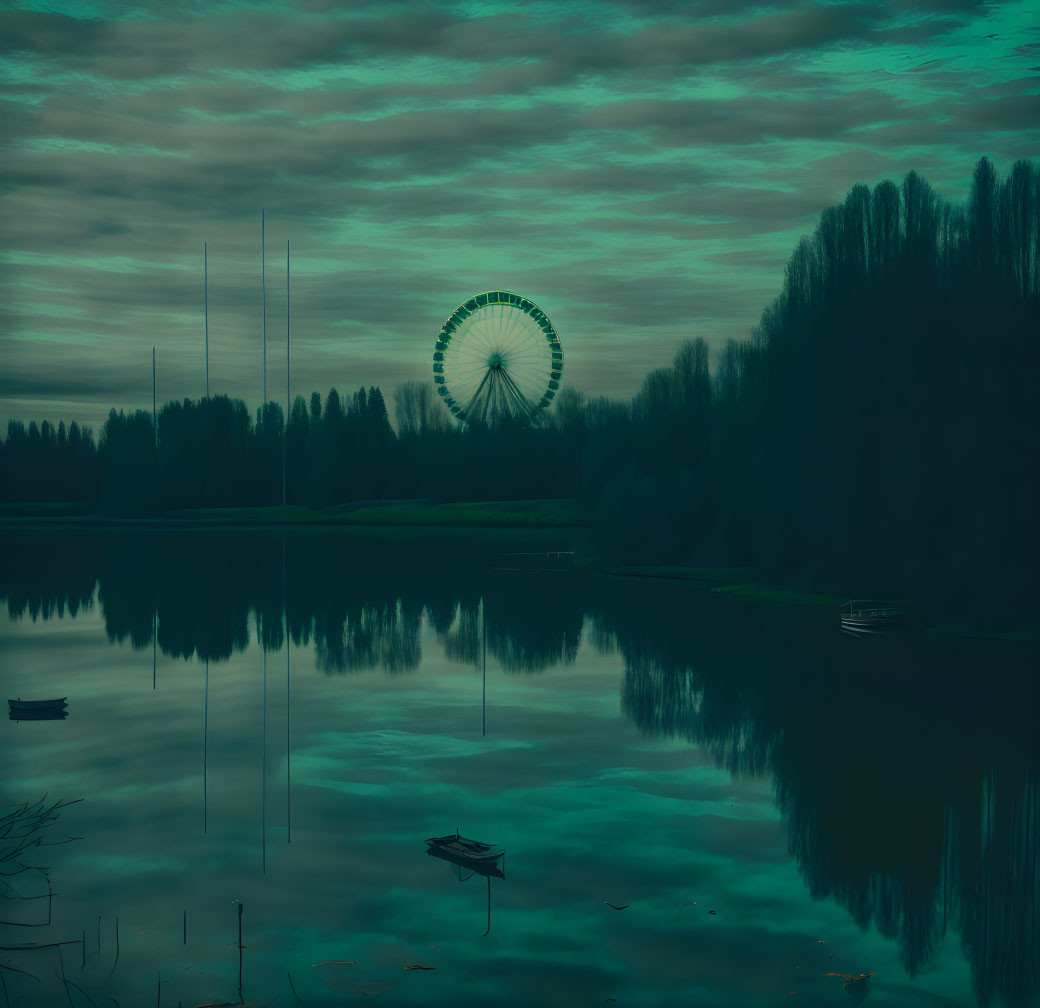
[3,499,1036,641]
[0,497,586,528]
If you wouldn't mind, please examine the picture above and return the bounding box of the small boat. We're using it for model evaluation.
[840,601,904,636]
[425,832,505,864]
[9,708,68,722]
[8,697,68,710]
[427,845,506,879]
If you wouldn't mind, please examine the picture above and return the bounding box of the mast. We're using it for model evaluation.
[204,242,209,398]
[204,658,209,835]
[482,598,487,738]
[262,621,267,875]
[261,211,266,404]
[283,239,289,507]
[284,536,291,844]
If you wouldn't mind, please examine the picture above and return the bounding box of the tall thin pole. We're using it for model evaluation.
[482,598,487,738]
[261,628,267,875]
[283,239,289,507]
[284,536,291,844]
[203,658,209,835]
[152,347,156,446]
[261,211,266,405]
[204,242,209,398]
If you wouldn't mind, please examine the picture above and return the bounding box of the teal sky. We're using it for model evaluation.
[1,0,1037,432]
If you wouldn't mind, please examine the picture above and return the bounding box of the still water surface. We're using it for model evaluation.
[0,530,1036,1007]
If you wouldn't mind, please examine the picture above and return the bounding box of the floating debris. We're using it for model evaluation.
[822,972,877,988]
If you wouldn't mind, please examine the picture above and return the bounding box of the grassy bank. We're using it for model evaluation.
[0,497,589,528]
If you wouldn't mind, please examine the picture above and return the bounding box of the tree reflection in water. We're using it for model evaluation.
[1,530,1036,1006]
[593,583,1039,1008]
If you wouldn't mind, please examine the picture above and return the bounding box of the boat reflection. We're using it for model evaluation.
[426,844,506,881]
[425,839,505,936]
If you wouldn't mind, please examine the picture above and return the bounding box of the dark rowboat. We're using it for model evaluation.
[427,845,505,879]
[840,601,904,636]
[425,832,504,864]
[8,697,68,710]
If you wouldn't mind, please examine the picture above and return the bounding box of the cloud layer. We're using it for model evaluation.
[2,0,1036,431]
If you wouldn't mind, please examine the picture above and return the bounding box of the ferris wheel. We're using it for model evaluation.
[433,291,563,425]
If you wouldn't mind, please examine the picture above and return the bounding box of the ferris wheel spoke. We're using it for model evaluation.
[457,324,493,359]
[451,357,493,375]
[451,348,496,373]
[499,323,538,356]
[498,369,537,417]
[503,348,547,367]
[510,377,543,398]
[469,316,499,355]
[495,305,513,346]
[503,360,547,377]
[450,356,495,377]
[505,355,548,377]
[462,367,496,419]
[486,306,501,347]
[494,311,528,352]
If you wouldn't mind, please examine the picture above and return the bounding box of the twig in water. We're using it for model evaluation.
[0,963,41,982]
[63,977,99,1008]
[56,944,74,1008]
[0,941,82,951]
[107,917,119,976]
[287,971,302,1003]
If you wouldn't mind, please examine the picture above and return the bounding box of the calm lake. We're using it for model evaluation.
[1,530,1036,1008]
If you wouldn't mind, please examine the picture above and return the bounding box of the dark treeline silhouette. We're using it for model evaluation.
[1,417,97,503]
[2,158,1037,618]
[1,528,1037,1005]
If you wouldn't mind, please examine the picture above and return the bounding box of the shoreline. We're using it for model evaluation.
[2,505,1036,642]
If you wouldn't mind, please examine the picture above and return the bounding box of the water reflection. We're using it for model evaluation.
[593,585,1039,1008]
[1,530,1037,1006]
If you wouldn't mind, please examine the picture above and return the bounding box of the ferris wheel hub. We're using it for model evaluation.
[488,352,503,370]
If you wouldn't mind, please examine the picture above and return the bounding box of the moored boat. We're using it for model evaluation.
[426,832,505,863]
[8,697,68,710]
[840,601,904,636]
[427,844,506,878]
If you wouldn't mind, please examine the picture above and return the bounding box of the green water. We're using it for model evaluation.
[0,530,1036,1008]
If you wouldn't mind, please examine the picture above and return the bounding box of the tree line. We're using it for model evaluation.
[2,157,1036,616]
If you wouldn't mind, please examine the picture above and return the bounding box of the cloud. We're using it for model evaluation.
[1,0,1035,430]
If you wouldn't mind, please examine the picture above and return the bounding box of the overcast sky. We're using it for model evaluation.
[1,0,1037,433]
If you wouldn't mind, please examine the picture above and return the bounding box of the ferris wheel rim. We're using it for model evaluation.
[432,290,563,424]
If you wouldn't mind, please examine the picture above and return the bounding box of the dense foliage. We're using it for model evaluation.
[2,157,1036,615]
